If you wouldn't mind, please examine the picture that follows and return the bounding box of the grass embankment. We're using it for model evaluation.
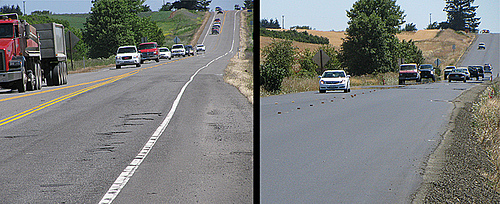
[51,9,206,73]
[225,10,253,103]
[472,80,500,192]
[260,29,474,96]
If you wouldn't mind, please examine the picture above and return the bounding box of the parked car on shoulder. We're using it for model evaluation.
[115,46,141,69]
[419,64,436,82]
[448,67,470,82]
[185,45,195,56]
[319,70,351,93]
[444,66,455,80]
[171,44,186,57]
[159,47,171,60]
[138,42,160,63]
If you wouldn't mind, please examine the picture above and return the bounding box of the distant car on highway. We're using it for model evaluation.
[399,63,421,85]
[196,44,206,54]
[216,7,223,14]
[484,64,492,74]
[478,42,486,50]
[468,65,484,80]
[159,47,171,60]
[448,67,470,82]
[319,70,351,93]
[171,44,186,57]
[185,45,195,56]
[138,42,160,63]
[480,29,490,34]
[419,64,436,82]
[444,66,455,80]
[115,46,141,69]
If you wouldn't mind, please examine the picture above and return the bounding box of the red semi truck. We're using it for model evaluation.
[0,13,67,92]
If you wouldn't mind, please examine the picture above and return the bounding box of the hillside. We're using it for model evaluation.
[49,9,206,46]
[260,29,475,69]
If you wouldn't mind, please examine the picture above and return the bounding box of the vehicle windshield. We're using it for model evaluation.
[0,24,13,38]
[159,48,169,52]
[197,45,204,47]
[117,47,136,54]
[322,71,345,78]
[139,43,156,50]
[453,69,466,73]
[400,65,416,70]
[420,65,433,69]
[172,45,183,49]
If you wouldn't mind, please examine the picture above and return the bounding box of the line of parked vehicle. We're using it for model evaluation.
[115,42,206,69]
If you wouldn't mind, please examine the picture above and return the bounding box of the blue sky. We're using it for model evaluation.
[1,0,243,13]
[261,0,499,32]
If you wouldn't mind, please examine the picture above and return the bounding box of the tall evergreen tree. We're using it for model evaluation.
[444,0,480,32]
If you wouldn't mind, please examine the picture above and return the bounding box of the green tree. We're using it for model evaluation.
[260,39,296,92]
[0,5,22,15]
[83,0,163,58]
[339,0,406,76]
[160,2,174,11]
[402,23,417,31]
[444,0,480,32]
[244,0,253,9]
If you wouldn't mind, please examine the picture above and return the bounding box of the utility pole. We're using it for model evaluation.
[23,1,26,16]
[429,13,432,26]
[282,15,285,30]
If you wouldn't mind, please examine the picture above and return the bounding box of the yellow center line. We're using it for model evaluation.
[0,57,190,126]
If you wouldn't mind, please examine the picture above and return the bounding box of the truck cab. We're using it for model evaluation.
[0,13,42,92]
[399,63,421,85]
[138,42,160,64]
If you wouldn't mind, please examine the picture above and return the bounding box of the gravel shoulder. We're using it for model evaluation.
[413,79,500,203]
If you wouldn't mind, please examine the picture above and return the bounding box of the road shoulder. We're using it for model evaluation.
[413,79,500,202]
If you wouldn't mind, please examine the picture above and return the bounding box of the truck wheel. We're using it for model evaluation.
[136,63,141,67]
[36,63,42,90]
[62,62,68,85]
[26,70,35,91]
[432,76,436,82]
[116,65,121,69]
[155,58,160,62]
[464,79,467,83]
[17,69,27,93]
[449,79,451,82]
[52,64,61,86]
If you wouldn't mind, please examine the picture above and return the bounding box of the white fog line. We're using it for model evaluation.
[99,11,240,204]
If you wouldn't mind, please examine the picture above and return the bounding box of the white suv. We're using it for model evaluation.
[171,44,186,57]
[116,46,141,69]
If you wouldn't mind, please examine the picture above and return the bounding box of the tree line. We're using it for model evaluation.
[260,28,329,45]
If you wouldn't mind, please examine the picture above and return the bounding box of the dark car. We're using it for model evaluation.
[448,67,470,83]
[185,45,194,56]
[419,64,436,82]
[484,64,492,74]
[215,7,223,14]
[468,65,483,80]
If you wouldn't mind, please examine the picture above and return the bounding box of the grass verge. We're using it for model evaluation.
[471,79,500,192]
[260,72,399,96]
